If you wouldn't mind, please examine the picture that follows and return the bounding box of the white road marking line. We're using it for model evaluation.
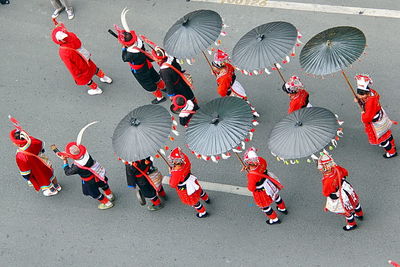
[191,0,400,19]
[162,176,252,196]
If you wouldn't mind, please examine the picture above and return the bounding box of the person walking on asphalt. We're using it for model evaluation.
[55,122,115,210]
[168,147,210,218]
[114,8,166,104]
[243,147,287,225]
[282,75,312,114]
[318,151,364,231]
[9,116,61,197]
[354,74,397,158]
[51,19,112,95]
[50,0,74,20]
[125,157,167,211]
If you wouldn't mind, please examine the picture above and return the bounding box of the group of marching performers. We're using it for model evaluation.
[8,10,397,231]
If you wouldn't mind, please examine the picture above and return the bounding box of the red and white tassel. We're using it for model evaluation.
[221,153,230,159]
[172,130,179,136]
[264,68,271,75]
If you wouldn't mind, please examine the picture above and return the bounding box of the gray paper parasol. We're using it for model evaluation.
[268,107,341,160]
[299,26,366,76]
[232,21,300,77]
[186,97,255,159]
[163,9,223,59]
[112,105,174,162]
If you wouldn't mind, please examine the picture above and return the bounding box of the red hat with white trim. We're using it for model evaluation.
[168,147,186,164]
[243,147,261,165]
[212,49,229,68]
[355,74,373,94]
[283,76,303,94]
[317,151,336,171]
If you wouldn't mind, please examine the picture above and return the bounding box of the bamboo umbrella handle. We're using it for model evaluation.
[274,63,286,83]
[341,70,363,111]
[158,151,172,168]
[234,152,249,173]
[202,51,217,77]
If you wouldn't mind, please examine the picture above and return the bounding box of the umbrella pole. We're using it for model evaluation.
[234,152,249,173]
[202,51,217,77]
[274,63,286,83]
[158,151,172,168]
[341,70,363,110]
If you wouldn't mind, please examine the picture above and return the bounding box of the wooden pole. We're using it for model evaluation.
[234,152,249,173]
[202,51,217,77]
[274,63,286,83]
[341,70,363,110]
[158,151,172,168]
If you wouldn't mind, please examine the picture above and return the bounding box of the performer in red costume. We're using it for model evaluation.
[56,122,115,210]
[9,116,61,196]
[212,50,259,117]
[51,19,112,95]
[243,147,287,225]
[354,74,397,158]
[114,8,166,104]
[318,151,364,231]
[282,76,312,114]
[168,147,210,218]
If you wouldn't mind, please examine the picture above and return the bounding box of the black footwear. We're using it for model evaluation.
[147,203,163,211]
[343,224,357,231]
[196,211,209,218]
[266,218,281,225]
[383,152,398,159]
[355,215,364,221]
[277,208,288,215]
[205,198,211,204]
[151,97,166,104]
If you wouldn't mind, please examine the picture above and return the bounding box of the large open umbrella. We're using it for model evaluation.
[232,21,302,82]
[185,97,257,164]
[299,26,366,109]
[163,9,225,73]
[268,107,343,164]
[112,104,178,166]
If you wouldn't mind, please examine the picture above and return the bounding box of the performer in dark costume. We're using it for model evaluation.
[56,122,115,210]
[115,8,166,104]
[170,95,199,127]
[151,46,196,103]
[125,157,167,211]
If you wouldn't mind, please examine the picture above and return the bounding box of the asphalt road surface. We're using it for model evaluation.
[1,0,400,266]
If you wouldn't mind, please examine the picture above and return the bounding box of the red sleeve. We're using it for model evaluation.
[16,153,31,176]
[216,75,231,97]
[246,157,267,192]
[336,165,348,177]
[59,48,84,78]
[361,96,380,123]
[288,90,309,114]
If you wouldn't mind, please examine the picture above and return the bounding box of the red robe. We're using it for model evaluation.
[288,89,309,114]
[169,154,202,206]
[361,89,392,144]
[55,31,97,85]
[15,137,54,191]
[247,157,278,208]
[216,63,235,97]
[321,165,359,215]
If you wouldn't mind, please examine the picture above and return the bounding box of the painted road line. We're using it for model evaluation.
[191,0,400,19]
[162,176,252,196]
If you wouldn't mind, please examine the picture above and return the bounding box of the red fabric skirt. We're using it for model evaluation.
[175,188,201,206]
[252,190,273,208]
[363,123,392,144]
